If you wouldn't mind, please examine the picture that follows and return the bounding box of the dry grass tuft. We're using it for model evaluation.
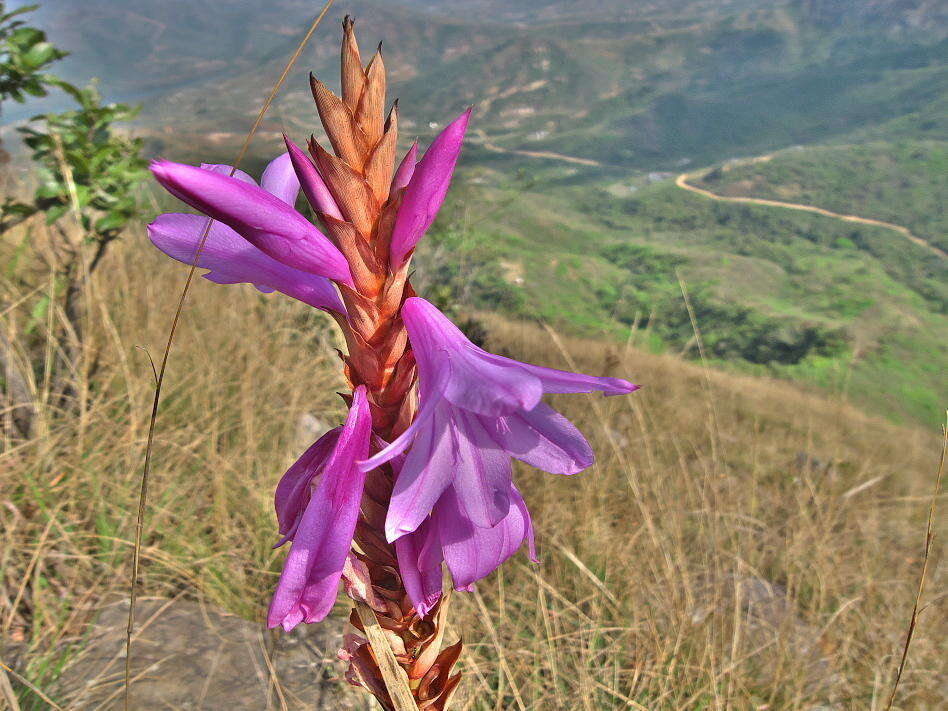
[1,228,944,709]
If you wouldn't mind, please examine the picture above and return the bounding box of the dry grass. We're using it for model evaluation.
[0,227,945,709]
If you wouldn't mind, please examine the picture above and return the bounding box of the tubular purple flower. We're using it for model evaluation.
[148,156,345,314]
[267,386,372,631]
[150,159,354,286]
[360,297,638,543]
[283,134,344,221]
[389,109,471,267]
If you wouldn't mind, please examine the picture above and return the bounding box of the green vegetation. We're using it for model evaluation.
[0,1,65,107]
[13,0,942,428]
[0,3,146,440]
[697,140,948,251]
[430,161,947,426]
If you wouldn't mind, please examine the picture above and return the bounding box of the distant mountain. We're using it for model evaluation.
[7,0,946,172]
[4,0,945,426]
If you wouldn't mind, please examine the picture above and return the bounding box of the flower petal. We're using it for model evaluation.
[389,109,471,266]
[391,140,418,193]
[487,402,593,476]
[395,517,443,618]
[200,163,255,184]
[260,152,301,206]
[450,408,512,528]
[273,427,342,543]
[435,484,534,590]
[150,159,353,286]
[284,135,344,220]
[267,386,372,629]
[402,297,542,416]
[478,350,639,396]
[147,213,345,313]
[385,401,457,542]
[358,372,442,473]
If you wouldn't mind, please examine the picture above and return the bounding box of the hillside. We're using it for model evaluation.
[1,233,943,708]
[693,140,948,252]
[4,0,945,430]
[11,1,947,171]
[411,150,948,426]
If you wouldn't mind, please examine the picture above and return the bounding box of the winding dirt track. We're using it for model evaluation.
[469,130,945,260]
[675,172,947,260]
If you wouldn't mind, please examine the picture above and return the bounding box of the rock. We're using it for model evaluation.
[295,413,332,451]
[57,597,364,710]
[690,575,841,701]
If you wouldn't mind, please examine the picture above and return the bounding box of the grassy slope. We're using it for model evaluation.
[422,151,947,427]
[695,140,948,251]
[2,234,944,708]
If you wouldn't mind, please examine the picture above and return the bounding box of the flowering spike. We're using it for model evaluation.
[145,18,638,710]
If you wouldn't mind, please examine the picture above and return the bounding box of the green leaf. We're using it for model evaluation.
[35,181,62,200]
[44,204,68,225]
[22,40,56,66]
[8,25,43,47]
[95,211,128,233]
[25,295,50,335]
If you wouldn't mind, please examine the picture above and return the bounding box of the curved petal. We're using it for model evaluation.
[284,135,343,220]
[260,152,301,206]
[477,350,639,396]
[147,213,345,313]
[395,517,443,618]
[435,484,534,590]
[389,109,471,266]
[385,401,456,542]
[200,163,255,184]
[273,427,341,543]
[267,387,372,630]
[402,297,542,416]
[391,140,418,193]
[486,402,593,476]
[451,408,512,528]
[150,159,353,286]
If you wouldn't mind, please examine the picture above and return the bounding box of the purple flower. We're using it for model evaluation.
[389,109,471,267]
[395,482,536,616]
[148,155,345,314]
[268,386,372,631]
[283,135,344,221]
[150,158,353,286]
[361,297,638,543]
